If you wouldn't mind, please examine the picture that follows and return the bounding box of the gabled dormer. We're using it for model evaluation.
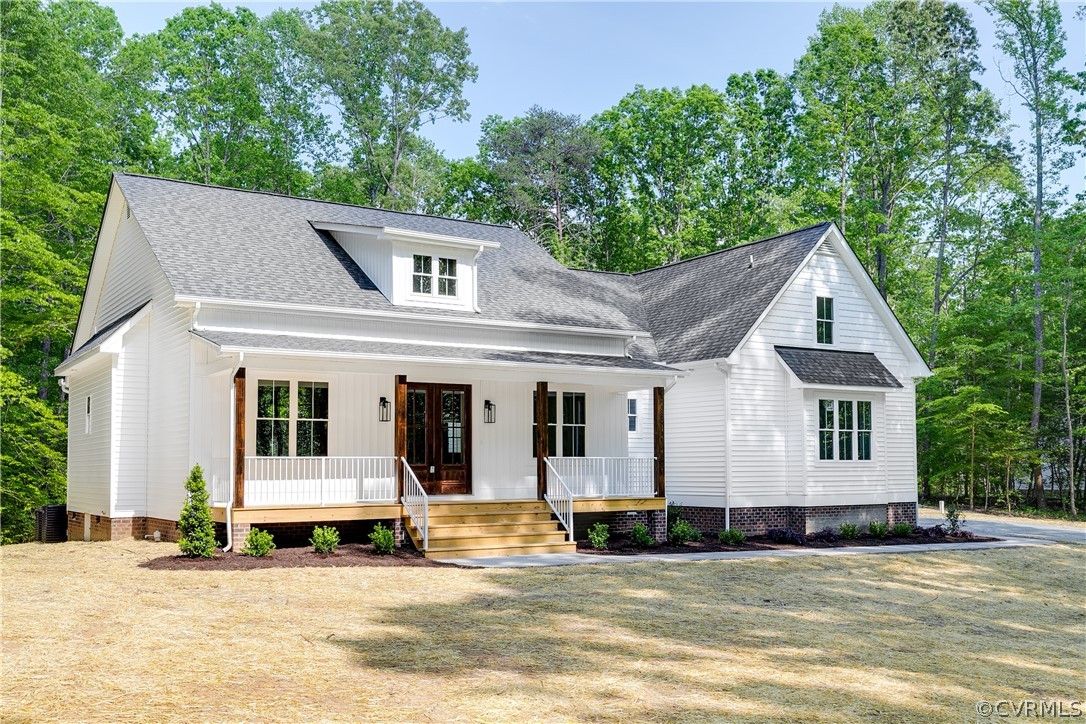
[311,221,500,314]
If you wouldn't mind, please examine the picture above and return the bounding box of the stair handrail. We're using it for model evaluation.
[400,458,428,550]
[543,457,574,542]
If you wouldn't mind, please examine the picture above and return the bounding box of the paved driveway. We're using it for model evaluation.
[919,509,1086,544]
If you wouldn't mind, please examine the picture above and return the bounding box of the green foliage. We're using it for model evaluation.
[629,523,654,548]
[719,528,746,546]
[890,522,914,538]
[668,518,703,544]
[177,465,217,557]
[369,522,395,554]
[586,522,609,550]
[241,527,275,557]
[839,523,860,540]
[868,521,890,539]
[944,507,964,535]
[310,525,340,554]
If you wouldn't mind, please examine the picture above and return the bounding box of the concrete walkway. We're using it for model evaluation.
[919,508,1086,544]
[450,536,1052,568]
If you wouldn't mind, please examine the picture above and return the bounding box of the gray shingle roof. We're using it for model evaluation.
[194,330,677,373]
[633,224,831,364]
[115,174,648,333]
[775,346,902,388]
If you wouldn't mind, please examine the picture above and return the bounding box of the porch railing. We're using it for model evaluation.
[401,457,428,550]
[543,458,574,542]
[546,456,655,498]
[243,456,398,507]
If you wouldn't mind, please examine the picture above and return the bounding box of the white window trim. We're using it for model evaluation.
[253,376,334,457]
[410,254,459,300]
[815,294,834,346]
[815,398,874,464]
[85,396,92,435]
[533,388,588,457]
[628,398,638,433]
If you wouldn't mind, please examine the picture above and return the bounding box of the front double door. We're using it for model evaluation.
[406,382,472,495]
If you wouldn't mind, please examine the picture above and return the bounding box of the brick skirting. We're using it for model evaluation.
[676,503,918,537]
[66,512,180,542]
[575,509,667,543]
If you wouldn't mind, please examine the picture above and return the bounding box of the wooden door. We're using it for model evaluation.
[405,382,472,495]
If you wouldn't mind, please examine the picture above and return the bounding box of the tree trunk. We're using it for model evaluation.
[1005,456,1013,513]
[969,418,976,510]
[1030,99,1045,509]
[1062,289,1077,516]
[37,336,52,401]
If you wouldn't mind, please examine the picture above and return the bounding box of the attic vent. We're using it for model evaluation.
[817,239,837,255]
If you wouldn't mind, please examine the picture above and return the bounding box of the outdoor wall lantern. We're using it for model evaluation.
[484,400,496,424]
[378,396,391,422]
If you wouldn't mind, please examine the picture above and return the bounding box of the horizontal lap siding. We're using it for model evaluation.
[67,357,112,516]
[728,346,790,507]
[112,318,149,517]
[665,366,727,507]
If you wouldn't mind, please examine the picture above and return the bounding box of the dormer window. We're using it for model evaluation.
[816,296,833,344]
[413,254,457,297]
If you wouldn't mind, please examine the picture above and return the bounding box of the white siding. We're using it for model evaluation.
[94,212,158,329]
[329,229,393,300]
[627,389,654,458]
[67,357,112,516]
[111,317,149,517]
[662,365,728,507]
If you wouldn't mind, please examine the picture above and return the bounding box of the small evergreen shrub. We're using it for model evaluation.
[839,523,859,540]
[178,464,216,558]
[241,527,275,557]
[945,507,964,535]
[808,527,838,543]
[668,518,702,544]
[917,524,946,538]
[588,522,610,550]
[868,521,889,539]
[310,525,340,554]
[630,523,654,548]
[719,528,746,546]
[766,527,806,545]
[891,522,913,538]
[369,523,395,554]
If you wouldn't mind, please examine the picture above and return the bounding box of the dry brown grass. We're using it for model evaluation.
[2,541,1083,722]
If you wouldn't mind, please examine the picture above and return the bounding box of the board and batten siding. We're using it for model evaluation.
[67,356,112,516]
[327,229,393,300]
[661,364,728,508]
[111,317,150,517]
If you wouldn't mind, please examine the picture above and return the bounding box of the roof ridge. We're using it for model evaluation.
[116,172,521,233]
[632,222,832,276]
[566,267,634,277]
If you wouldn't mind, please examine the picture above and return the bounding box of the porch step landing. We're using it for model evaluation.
[405,500,576,560]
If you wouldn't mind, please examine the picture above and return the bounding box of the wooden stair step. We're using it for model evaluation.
[408,520,560,536]
[425,501,551,515]
[426,531,569,550]
[423,511,555,525]
[424,541,577,560]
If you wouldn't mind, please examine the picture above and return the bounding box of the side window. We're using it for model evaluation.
[256,380,290,456]
[532,391,557,458]
[412,254,433,294]
[818,399,834,460]
[296,381,329,457]
[818,399,872,462]
[816,296,834,344]
[857,401,872,461]
[837,399,854,461]
[628,398,637,432]
[562,392,586,457]
[85,396,92,435]
[437,258,457,297]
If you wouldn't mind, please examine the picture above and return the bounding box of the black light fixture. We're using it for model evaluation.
[378,396,391,422]
[484,399,496,424]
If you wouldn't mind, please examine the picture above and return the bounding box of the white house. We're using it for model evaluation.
[57,174,929,557]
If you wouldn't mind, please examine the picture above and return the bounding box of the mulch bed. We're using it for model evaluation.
[575,532,1000,556]
[141,543,453,570]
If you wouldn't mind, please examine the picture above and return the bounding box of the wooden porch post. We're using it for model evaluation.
[654,386,665,499]
[535,381,549,500]
[395,375,407,500]
[233,367,246,508]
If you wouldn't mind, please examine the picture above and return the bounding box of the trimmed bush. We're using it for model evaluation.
[241,527,275,557]
[839,523,859,540]
[669,518,702,544]
[630,523,654,548]
[945,507,964,535]
[310,525,340,554]
[178,464,216,558]
[868,521,889,539]
[588,522,609,550]
[719,528,746,546]
[369,523,395,554]
[890,522,913,538]
[766,527,806,545]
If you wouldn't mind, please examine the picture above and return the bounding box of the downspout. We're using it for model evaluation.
[715,362,732,531]
[471,246,484,313]
[192,301,202,330]
[224,351,244,552]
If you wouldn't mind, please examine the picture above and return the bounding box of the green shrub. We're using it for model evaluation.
[868,521,889,539]
[178,465,216,558]
[839,523,859,540]
[369,523,395,554]
[669,518,702,544]
[630,523,654,547]
[588,522,610,550]
[945,507,964,535]
[310,525,340,554]
[890,522,913,538]
[241,527,275,557]
[719,528,746,546]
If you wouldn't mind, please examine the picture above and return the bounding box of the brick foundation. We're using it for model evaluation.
[575,509,667,543]
[675,503,918,537]
[236,519,402,549]
[66,512,180,542]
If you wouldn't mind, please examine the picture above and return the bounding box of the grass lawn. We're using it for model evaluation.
[3,541,1083,722]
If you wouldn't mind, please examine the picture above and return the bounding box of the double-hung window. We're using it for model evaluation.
[413,254,458,297]
[628,398,638,432]
[816,296,834,344]
[532,390,586,457]
[256,380,329,457]
[296,381,329,457]
[818,399,872,461]
[257,380,290,456]
[438,258,457,297]
[413,254,433,294]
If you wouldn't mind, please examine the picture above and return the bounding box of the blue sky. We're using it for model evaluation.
[105,1,1084,195]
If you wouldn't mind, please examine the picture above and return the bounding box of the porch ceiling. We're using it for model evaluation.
[194,329,677,376]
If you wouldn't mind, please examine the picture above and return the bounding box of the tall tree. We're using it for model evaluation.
[987,0,1075,506]
[302,0,476,210]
